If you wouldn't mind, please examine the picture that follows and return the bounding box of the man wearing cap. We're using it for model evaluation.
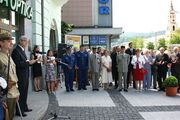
[0,32,20,120]
[11,36,36,116]
[89,47,100,91]
[75,45,89,90]
[62,46,76,92]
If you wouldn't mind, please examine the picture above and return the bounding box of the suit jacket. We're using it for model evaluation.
[116,53,130,73]
[110,52,118,72]
[11,45,29,85]
[89,53,100,73]
[125,48,136,69]
[155,53,169,72]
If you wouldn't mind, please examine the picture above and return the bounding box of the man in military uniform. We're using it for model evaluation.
[0,32,20,120]
[75,45,89,90]
[62,46,76,92]
[88,47,100,91]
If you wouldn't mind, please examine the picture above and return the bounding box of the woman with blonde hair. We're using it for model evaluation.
[101,50,113,89]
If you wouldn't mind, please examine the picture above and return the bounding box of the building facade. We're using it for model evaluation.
[0,0,68,91]
[62,0,122,49]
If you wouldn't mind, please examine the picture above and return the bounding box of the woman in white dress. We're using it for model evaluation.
[101,50,113,89]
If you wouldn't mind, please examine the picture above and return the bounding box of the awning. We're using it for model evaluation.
[68,28,123,36]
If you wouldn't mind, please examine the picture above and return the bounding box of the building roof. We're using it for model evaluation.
[68,28,123,36]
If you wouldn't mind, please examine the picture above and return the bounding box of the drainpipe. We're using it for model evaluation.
[41,0,44,53]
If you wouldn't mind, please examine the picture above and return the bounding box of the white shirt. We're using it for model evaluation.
[131,55,145,69]
[18,45,25,51]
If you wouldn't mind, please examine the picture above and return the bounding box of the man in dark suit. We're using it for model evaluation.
[12,36,36,117]
[125,42,136,88]
[110,46,118,89]
[155,47,169,91]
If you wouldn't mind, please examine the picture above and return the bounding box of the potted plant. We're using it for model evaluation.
[163,76,178,96]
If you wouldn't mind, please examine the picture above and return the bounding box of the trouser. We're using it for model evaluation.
[7,98,16,120]
[78,69,88,89]
[118,72,127,90]
[157,70,167,90]
[16,80,29,114]
[92,72,99,89]
[112,68,118,87]
[127,70,135,88]
[64,70,74,90]
[0,103,3,120]
[143,69,151,89]
[152,68,157,89]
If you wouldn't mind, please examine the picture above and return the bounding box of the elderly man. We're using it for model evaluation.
[155,47,170,91]
[0,32,20,120]
[11,36,36,117]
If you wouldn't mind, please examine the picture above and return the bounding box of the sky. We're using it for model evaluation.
[113,0,180,33]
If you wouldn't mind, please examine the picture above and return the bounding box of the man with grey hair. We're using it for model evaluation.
[12,35,36,117]
[155,47,170,91]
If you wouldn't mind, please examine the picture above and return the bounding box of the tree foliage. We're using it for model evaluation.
[157,38,167,50]
[146,42,154,50]
[170,28,180,44]
[129,37,144,49]
[61,21,74,43]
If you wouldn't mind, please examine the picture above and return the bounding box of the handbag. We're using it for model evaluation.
[141,68,148,75]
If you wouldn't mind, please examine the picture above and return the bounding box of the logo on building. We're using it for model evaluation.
[0,0,33,19]
[99,0,109,15]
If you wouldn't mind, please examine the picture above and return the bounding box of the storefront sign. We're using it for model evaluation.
[99,36,108,45]
[99,0,109,15]
[65,35,81,48]
[90,36,99,45]
[0,0,33,19]
[82,36,89,45]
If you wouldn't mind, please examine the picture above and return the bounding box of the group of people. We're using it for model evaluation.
[111,42,180,92]
[0,33,36,120]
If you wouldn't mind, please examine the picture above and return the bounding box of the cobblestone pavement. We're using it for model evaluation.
[42,89,180,120]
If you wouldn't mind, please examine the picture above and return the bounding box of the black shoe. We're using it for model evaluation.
[70,89,74,91]
[114,86,118,89]
[124,89,128,92]
[118,89,122,92]
[92,89,95,91]
[38,89,42,92]
[66,89,69,92]
[96,89,99,91]
[24,109,32,112]
[83,88,87,90]
[78,88,81,90]
[16,113,27,117]
[109,83,113,86]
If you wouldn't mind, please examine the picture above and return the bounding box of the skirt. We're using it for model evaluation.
[133,68,144,81]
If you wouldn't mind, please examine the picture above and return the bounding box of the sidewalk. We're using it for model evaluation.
[14,91,49,120]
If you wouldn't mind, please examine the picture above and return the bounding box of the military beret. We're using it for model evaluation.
[0,32,13,41]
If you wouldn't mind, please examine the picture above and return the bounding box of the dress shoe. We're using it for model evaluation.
[118,89,122,92]
[96,89,99,91]
[25,109,32,112]
[16,113,27,117]
[83,88,87,90]
[66,89,69,92]
[124,89,128,92]
[92,89,96,91]
[38,89,42,92]
[70,89,74,91]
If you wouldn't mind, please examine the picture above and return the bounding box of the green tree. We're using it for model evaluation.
[61,21,74,43]
[157,38,167,50]
[146,42,154,50]
[170,28,180,44]
[129,37,144,49]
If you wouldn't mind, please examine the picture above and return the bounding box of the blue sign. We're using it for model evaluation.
[99,7,109,15]
[99,0,109,4]
[99,36,108,45]
[90,36,99,45]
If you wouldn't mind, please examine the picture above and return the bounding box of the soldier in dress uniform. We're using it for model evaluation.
[62,46,76,92]
[0,32,20,120]
[75,45,89,90]
[89,47,101,91]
